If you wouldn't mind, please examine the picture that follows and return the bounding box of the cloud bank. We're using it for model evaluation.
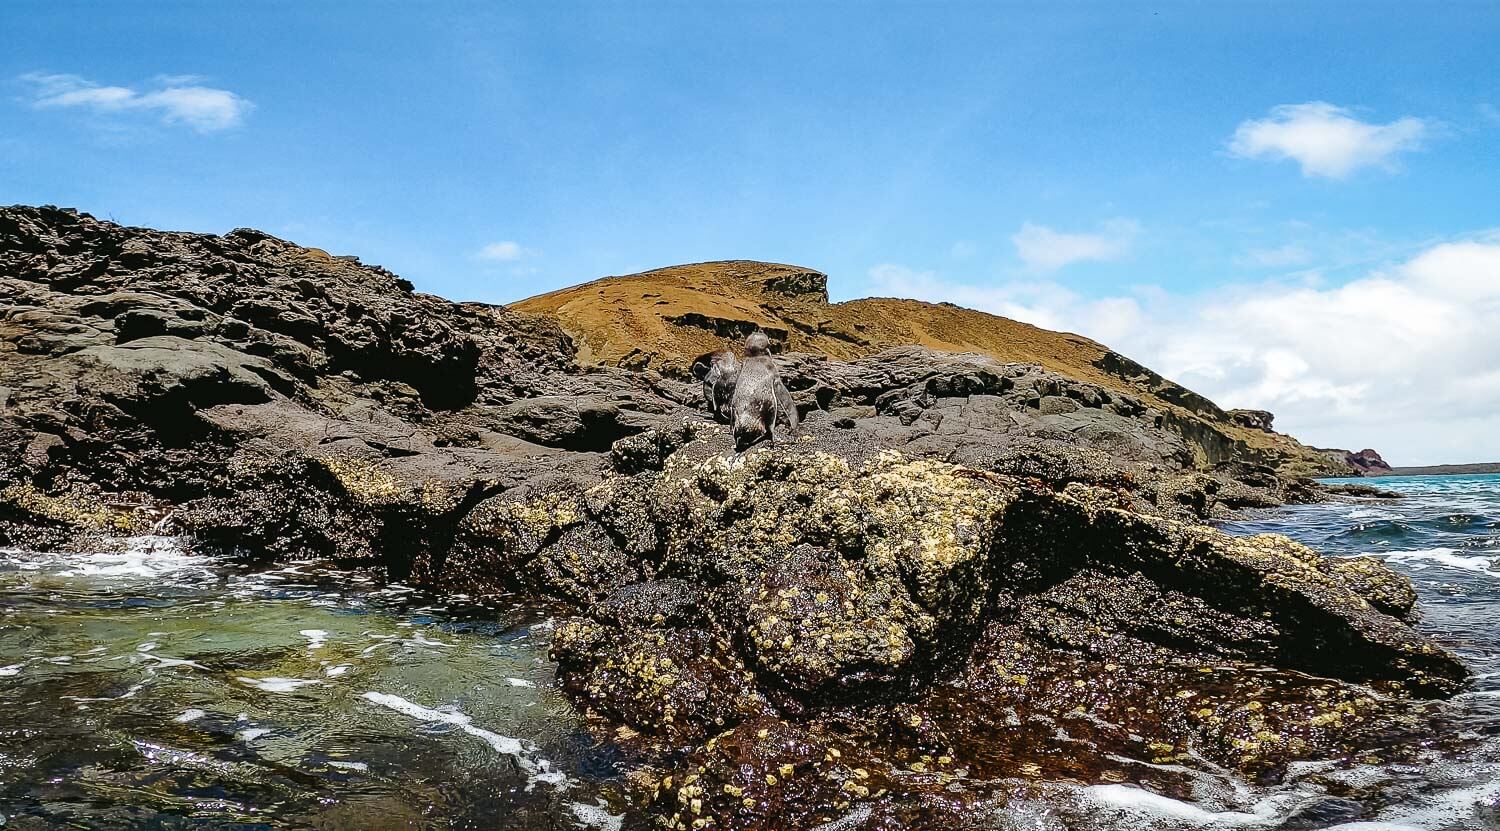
[1228,102,1428,179]
[20,72,251,132]
[870,235,1500,465]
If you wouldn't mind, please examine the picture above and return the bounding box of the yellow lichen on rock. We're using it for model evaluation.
[0,484,145,535]
[316,455,404,504]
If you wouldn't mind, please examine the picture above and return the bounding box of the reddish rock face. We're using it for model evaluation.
[1348,448,1394,474]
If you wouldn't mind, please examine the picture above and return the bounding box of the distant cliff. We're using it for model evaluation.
[1385,462,1500,477]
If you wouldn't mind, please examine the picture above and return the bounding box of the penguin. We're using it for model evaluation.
[731,331,799,451]
[691,348,739,423]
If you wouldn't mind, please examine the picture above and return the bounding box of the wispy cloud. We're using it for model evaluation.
[1011,219,1138,272]
[19,72,251,132]
[1228,102,1428,179]
[1239,243,1313,269]
[476,240,530,262]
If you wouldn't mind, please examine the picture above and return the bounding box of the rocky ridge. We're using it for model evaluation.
[0,206,1467,829]
[515,260,1366,478]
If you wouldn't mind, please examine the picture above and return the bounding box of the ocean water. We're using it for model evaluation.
[1202,473,1500,830]
[1224,473,1500,688]
[3,475,1500,829]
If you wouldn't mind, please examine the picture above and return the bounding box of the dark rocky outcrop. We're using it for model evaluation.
[1229,408,1276,432]
[0,206,1469,830]
[537,434,1461,828]
[1347,447,1395,475]
[1323,482,1405,499]
[0,205,672,562]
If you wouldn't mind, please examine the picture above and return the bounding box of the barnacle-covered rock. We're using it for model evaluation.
[553,623,772,744]
[529,437,1466,829]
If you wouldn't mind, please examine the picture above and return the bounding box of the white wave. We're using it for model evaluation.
[360,691,568,790]
[174,708,207,723]
[568,800,625,831]
[236,727,270,741]
[361,691,529,754]
[238,676,322,693]
[1314,755,1500,831]
[4,537,213,581]
[327,760,369,772]
[1080,784,1279,826]
[506,677,536,688]
[0,663,25,676]
[148,655,208,670]
[1381,548,1500,577]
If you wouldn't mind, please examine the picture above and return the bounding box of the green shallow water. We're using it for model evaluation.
[0,539,627,830]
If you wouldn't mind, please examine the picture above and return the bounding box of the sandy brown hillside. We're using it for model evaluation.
[512,260,1351,475]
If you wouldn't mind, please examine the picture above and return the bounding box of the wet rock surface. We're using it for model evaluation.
[0,206,1471,829]
[537,439,1464,829]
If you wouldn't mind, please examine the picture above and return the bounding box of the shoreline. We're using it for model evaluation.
[1345,464,1500,478]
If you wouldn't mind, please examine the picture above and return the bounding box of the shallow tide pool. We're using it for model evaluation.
[0,539,626,830]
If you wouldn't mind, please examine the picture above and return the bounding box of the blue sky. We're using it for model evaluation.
[4,2,1499,463]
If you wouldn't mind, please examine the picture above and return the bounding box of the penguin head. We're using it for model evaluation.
[744,331,771,357]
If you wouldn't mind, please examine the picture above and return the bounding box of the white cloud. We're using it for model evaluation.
[1228,102,1428,179]
[868,235,1500,465]
[477,241,528,262]
[20,72,251,132]
[868,263,1143,345]
[1011,219,1138,272]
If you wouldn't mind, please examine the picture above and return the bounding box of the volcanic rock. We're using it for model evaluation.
[0,205,1470,830]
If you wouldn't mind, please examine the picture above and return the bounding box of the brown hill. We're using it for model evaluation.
[513,260,1348,475]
